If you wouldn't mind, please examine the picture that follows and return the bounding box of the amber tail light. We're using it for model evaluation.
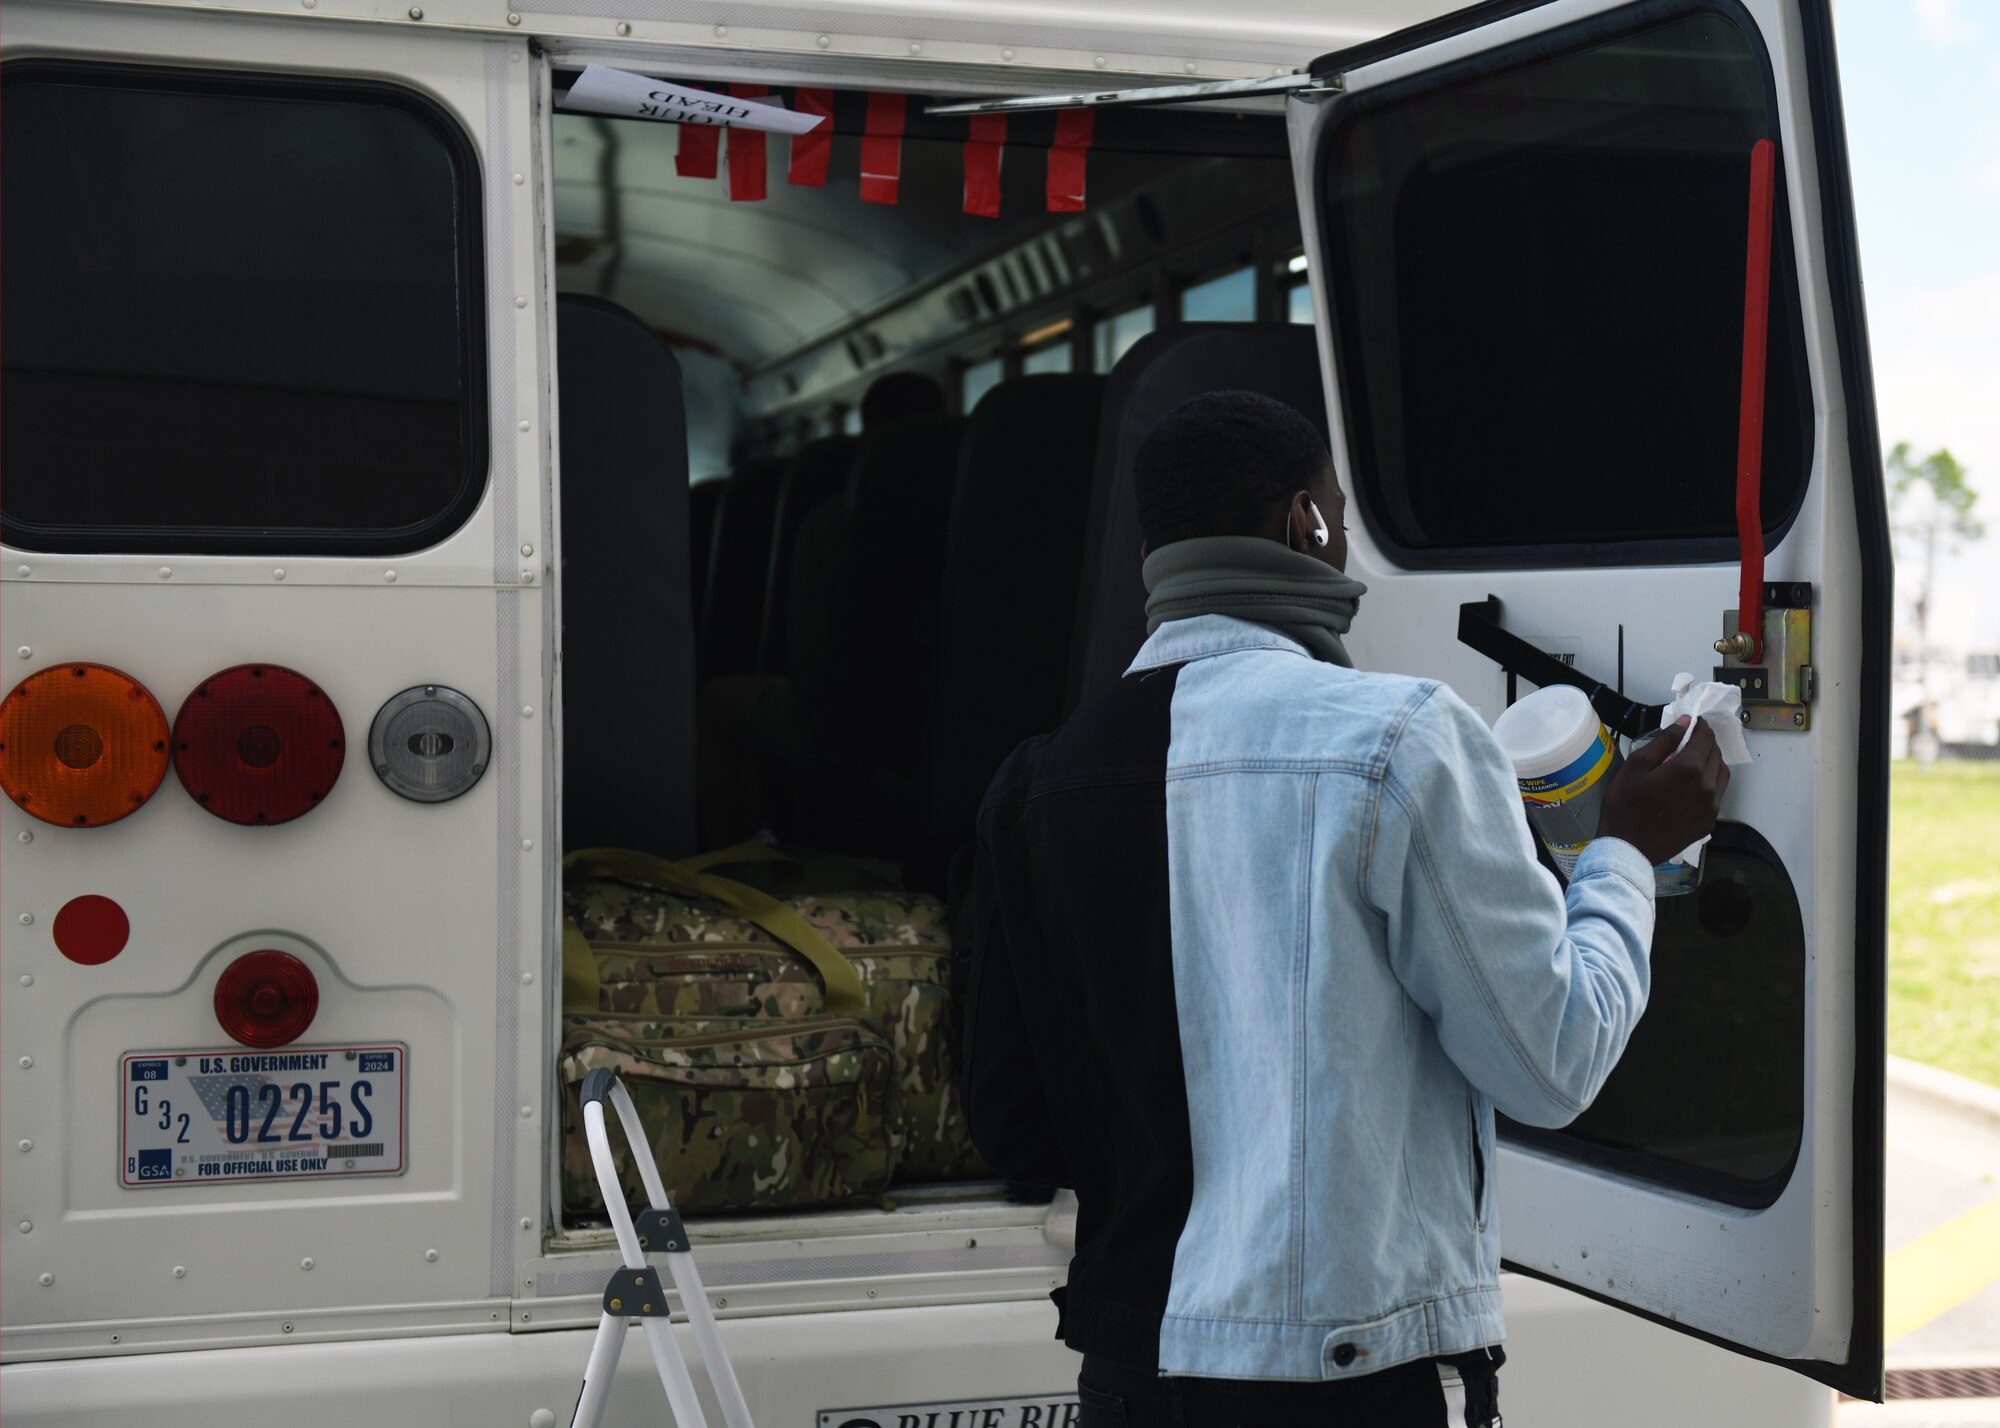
[0,664,171,827]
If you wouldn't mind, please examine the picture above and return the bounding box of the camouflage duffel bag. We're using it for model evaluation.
[563,846,984,1193]
[559,1013,897,1215]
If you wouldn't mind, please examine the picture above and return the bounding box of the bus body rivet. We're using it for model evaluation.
[521,1105,533,1118]
[173,1265,186,1277]
[616,22,630,35]
[273,569,286,581]
[16,566,29,578]
[19,1220,31,1233]
[158,567,173,580]
[522,570,536,584]
[385,571,398,583]
[17,647,30,659]
[515,296,528,309]
[508,12,521,23]
[19,1140,33,1152]
[426,1248,439,1262]
[514,174,526,186]
[518,419,531,431]
[19,975,32,987]
[17,831,30,844]
[521,544,534,557]
[303,0,315,8]
[817,34,830,47]
[521,1219,532,1231]
[282,1322,294,1333]
[408,6,422,18]
[909,42,922,54]
[522,972,535,984]
[38,1273,52,1286]
[301,1258,314,1271]
[523,706,535,718]
[1094,55,1106,67]
[1001,49,1014,60]
[19,913,32,926]
[523,839,535,851]
[18,1058,31,1069]
[714,24,727,36]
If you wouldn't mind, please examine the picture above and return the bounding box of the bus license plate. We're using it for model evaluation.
[120,1044,407,1188]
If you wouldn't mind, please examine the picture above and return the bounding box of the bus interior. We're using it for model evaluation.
[551,81,1320,1225]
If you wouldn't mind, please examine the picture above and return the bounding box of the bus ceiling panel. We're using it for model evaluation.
[528,0,1468,78]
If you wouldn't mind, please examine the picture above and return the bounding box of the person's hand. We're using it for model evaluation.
[1596,717,1730,866]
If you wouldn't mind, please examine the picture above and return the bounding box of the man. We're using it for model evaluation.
[960,390,1728,1425]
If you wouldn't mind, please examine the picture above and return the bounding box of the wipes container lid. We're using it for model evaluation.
[1492,685,1602,780]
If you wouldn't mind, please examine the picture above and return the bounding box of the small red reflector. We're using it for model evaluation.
[173,665,344,826]
[53,895,131,966]
[214,950,319,1048]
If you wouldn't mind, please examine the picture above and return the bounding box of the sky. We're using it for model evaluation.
[1835,0,2000,653]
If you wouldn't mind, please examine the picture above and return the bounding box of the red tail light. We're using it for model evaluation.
[214,950,319,1048]
[173,665,344,826]
[0,664,170,827]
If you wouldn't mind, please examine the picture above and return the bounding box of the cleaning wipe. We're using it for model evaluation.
[1658,673,1754,865]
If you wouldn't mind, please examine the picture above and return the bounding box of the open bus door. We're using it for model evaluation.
[939,0,1888,1400]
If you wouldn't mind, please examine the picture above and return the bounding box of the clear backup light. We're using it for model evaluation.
[368,686,489,803]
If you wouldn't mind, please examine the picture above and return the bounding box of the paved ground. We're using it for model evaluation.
[1838,1066,2000,1426]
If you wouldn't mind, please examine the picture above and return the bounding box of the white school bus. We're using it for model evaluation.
[0,0,1887,1422]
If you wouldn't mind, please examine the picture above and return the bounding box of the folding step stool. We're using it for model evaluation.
[570,1069,756,1428]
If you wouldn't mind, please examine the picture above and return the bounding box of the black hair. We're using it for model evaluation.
[860,371,947,430]
[1132,390,1331,548]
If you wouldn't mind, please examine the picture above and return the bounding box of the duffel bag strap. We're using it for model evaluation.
[565,847,868,1015]
[677,840,797,875]
[563,919,601,1013]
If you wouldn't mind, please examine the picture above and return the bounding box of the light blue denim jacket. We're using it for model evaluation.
[1134,615,1657,1381]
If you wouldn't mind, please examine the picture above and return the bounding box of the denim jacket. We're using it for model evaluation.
[961,615,1656,1381]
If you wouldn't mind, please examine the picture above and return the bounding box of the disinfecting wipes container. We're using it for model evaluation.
[1492,686,1619,881]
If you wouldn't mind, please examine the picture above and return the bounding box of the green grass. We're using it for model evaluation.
[1889,760,2000,1088]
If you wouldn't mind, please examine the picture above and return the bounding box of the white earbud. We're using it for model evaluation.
[1309,500,1330,548]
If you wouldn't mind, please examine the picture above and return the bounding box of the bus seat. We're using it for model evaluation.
[688,476,726,641]
[698,454,787,681]
[920,374,1107,845]
[556,294,697,858]
[838,413,967,770]
[757,436,860,674]
[1066,324,1330,709]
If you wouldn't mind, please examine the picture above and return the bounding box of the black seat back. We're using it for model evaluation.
[839,413,966,766]
[699,455,787,680]
[687,476,726,642]
[1067,324,1330,708]
[923,375,1106,838]
[556,294,696,857]
[758,436,859,673]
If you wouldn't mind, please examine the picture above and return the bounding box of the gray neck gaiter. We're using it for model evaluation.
[1142,535,1368,668]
